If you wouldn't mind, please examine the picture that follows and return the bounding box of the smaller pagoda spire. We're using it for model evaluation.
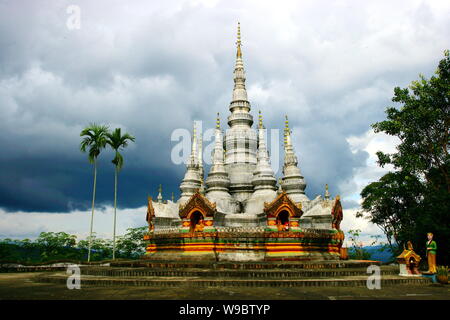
[251,111,276,193]
[284,115,293,152]
[205,113,231,197]
[171,192,175,202]
[179,122,202,204]
[325,184,330,200]
[277,178,283,195]
[198,128,204,180]
[157,184,163,203]
[190,122,198,165]
[281,114,308,203]
[258,110,263,129]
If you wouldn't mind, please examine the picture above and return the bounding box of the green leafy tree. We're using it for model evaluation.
[36,232,77,261]
[359,50,450,265]
[106,128,135,260]
[116,227,147,259]
[77,233,113,261]
[36,232,77,247]
[80,123,109,262]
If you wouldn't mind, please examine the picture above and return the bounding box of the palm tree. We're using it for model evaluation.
[80,123,109,262]
[106,128,135,260]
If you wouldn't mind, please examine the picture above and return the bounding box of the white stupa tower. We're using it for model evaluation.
[205,114,234,213]
[281,115,309,204]
[223,22,258,205]
[245,111,277,214]
[179,123,202,204]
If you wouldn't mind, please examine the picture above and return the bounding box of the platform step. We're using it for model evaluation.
[0,260,383,273]
[80,266,398,278]
[110,260,382,270]
[36,273,431,288]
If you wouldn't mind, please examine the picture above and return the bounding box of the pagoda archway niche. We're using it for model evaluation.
[179,191,217,233]
[276,209,291,231]
[188,209,206,232]
[264,192,303,232]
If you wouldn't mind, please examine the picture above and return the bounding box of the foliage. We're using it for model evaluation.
[436,265,448,277]
[359,50,450,265]
[0,228,147,264]
[106,127,136,171]
[115,227,147,259]
[0,239,42,263]
[80,123,109,164]
[77,233,113,261]
[36,232,77,261]
[346,229,390,261]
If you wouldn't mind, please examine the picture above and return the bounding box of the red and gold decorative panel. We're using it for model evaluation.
[263,192,303,219]
[179,191,217,219]
[290,221,299,227]
[182,220,191,227]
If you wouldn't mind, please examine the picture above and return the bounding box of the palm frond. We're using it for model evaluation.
[79,123,110,163]
[106,127,135,170]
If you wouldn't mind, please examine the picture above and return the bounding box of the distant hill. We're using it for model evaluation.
[363,245,395,263]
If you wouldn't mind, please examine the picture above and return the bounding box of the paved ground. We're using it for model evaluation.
[0,272,448,300]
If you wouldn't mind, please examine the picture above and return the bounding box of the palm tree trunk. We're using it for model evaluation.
[112,166,118,260]
[87,158,97,262]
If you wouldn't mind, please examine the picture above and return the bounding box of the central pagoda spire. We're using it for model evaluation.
[224,22,257,202]
[228,22,252,126]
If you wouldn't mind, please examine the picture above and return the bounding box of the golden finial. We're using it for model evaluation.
[258,110,263,129]
[171,192,174,202]
[216,112,220,129]
[284,115,291,134]
[158,184,162,193]
[236,22,242,58]
[284,115,290,145]
[237,22,241,45]
[192,122,198,145]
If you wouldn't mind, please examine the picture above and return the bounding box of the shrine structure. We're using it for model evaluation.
[143,23,345,261]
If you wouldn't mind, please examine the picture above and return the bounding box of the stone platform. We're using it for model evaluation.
[144,228,345,262]
[33,259,432,288]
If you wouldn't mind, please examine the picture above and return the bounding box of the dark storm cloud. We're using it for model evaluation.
[0,0,449,213]
[0,154,183,213]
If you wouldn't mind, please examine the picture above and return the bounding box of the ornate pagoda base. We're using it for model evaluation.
[144,228,344,262]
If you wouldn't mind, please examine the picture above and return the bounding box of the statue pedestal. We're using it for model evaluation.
[421,273,437,283]
[399,263,407,276]
[399,264,421,276]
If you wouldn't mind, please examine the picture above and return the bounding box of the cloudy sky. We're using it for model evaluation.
[0,0,448,244]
